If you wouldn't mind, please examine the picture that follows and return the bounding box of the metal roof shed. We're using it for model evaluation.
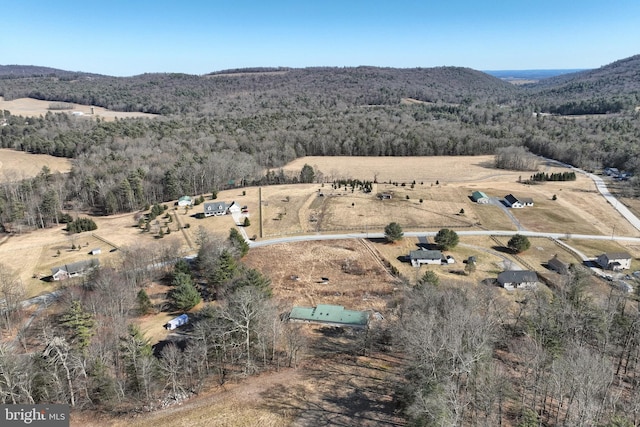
[289,304,369,328]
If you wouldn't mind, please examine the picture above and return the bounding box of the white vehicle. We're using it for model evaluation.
[165,314,189,330]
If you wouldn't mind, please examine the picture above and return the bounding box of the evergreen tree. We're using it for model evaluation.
[234,267,272,297]
[120,324,155,400]
[229,228,250,257]
[173,259,192,278]
[300,164,315,183]
[434,228,459,250]
[209,249,238,295]
[59,300,95,351]
[168,278,201,311]
[417,270,439,288]
[508,234,531,253]
[136,289,153,315]
[384,222,404,243]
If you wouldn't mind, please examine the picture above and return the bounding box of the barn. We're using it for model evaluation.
[471,191,490,204]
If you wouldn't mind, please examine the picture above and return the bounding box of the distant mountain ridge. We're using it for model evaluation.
[0,65,518,114]
[0,65,102,79]
[0,53,638,114]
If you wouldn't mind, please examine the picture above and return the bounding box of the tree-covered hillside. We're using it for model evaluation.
[0,57,639,225]
[523,55,640,114]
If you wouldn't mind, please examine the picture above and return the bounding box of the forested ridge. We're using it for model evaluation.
[1,56,640,227]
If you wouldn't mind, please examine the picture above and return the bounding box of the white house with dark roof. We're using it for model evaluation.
[596,252,632,271]
[504,194,523,208]
[504,194,533,208]
[51,259,100,281]
[409,249,443,267]
[497,270,538,291]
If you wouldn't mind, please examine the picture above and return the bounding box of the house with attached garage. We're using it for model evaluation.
[504,194,523,208]
[203,201,240,217]
[596,252,632,271]
[519,197,534,207]
[504,194,534,208]
[51,259,100,281]
[409,249,443,267]
[497,270,538,290]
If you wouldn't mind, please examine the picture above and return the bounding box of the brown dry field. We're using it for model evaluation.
[0,148,72,182]
[274,156,639,238]
[243,239,400,312]
[4,155,639,299]
[0,96,158,121]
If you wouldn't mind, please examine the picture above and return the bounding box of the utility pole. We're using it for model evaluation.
[259,187,263,239]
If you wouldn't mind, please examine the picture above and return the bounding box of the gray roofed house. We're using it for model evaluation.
[51,259,100,281]
[596,252,632,271]
[497,270,538,291]
[548,255,570,275]
[409,249,443,267]
[203,201,229,217]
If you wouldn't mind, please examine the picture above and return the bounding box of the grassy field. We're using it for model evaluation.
[0,96,158,121]
[0,148,72,182]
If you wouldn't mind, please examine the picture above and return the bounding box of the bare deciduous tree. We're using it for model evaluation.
[0,264,25,330]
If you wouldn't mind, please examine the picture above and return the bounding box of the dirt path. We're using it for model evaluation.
[172,211,194,250]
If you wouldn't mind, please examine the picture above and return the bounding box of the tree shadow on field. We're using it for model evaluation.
[396,255,410,264]
[152,336,188,357]
[475,160,498,170]
[366,238,387,244]
[259,365,405,427]
[492,245,513,255]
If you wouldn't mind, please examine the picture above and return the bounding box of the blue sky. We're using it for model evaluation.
[2,0,639,76]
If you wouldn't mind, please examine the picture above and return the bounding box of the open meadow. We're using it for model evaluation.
[0,96,158,121]
[0,148,72,182]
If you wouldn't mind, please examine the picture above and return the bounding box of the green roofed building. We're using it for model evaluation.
[289,304,369,328]
[177,196,193,207]
[471,191,490,204]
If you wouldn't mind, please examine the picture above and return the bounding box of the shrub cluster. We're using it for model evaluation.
[65,217,97,233]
